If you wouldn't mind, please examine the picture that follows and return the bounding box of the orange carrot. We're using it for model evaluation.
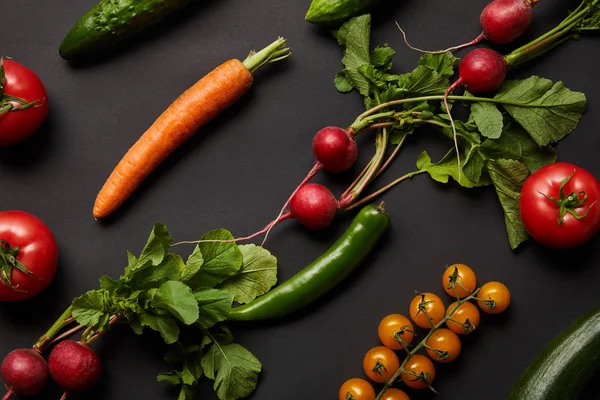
[93,38,290,219]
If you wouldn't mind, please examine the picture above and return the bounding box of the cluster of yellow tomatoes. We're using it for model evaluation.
[339,264,511,400]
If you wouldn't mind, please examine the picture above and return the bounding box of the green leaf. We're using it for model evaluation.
[201,342,262,400]
[511,125,557,173]
[471,102,503,139]
[152,281,199,325]
[187,229,243,289]
[127,251,138,269]
[132,254,184,289]
[397,66,449,96]
[183,244,204,282]
[418,52,458,77]
[487,159,530,249]
[157,371,182,385]
[72,290,109,328]
[178,385,196,400]
[193,288,232,329]
[370,45,395,70]
[495,77,587,146]
[218,244,278,304]
[99,275,122,292]
[336,14,371,70]
[334,72,353,92]
[480,127,523,160]
[137,313,180,344]
[131,223,172,272]
[416,150,479,188]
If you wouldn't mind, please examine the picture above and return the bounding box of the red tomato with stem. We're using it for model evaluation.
[520,163,600,248]
[0,211,58,301]
[0,58,49,146]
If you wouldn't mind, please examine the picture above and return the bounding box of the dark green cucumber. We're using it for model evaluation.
[59,0,193,60]
[305,0,377,25]
[507,306,600,400]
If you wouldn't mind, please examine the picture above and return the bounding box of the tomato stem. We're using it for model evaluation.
[0,240,41,291]
[537,171,598,225]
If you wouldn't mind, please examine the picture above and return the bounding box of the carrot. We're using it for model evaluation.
[93,38,290,219]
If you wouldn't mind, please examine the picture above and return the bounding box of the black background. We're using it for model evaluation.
[1,0,599,399]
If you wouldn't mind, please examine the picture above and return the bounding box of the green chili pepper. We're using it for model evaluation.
[227,203,389,321]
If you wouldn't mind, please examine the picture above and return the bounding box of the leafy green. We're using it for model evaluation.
[471,101,503,139]
[487,159,530,249]
[135,313,180,344]
[187,229,243,289]
[495,77,587,146]
[133,223,172,269]
[416,150,478,188]
[201,342,262,400]
[152,281,199,325]
[72,290,110,329]
[70,222,278,399]
[194,288,232,329]
[218,245,278,304]
[418,52,458,77]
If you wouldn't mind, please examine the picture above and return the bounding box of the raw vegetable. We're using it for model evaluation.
[381,388,409,400]
[289,183,338,230]
[442,264,476,298]
[363,346,400,383]
[377,314,415,350]
[520,162,600,248]
[59,0,193,60]
[477,281,511,314]
[400,355,435,389]
[339,267,510,398]
[339,378,376,400]
[48,341,102,393]
[445,301,480,334]
[425,328,461,363]
[0,349,48,398]
[398,0,538,54]
[331,14,588,249]
[227,203,389,321]
[0,211,58,302]
[313,126,358,172]
[409,293,445,329]
[0,58,48,146]
[305,0,376,25]
[93,39,290,219]
[507,305,600,400]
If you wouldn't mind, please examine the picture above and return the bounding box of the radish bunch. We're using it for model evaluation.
[1,341,102,399]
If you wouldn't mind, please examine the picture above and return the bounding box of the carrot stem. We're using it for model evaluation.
[243,38,291,74]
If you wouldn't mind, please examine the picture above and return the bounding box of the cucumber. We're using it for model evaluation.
[507,306,600,400]
[305,0,377,25]
[59,0,193,60]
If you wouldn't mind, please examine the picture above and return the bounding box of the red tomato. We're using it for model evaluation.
[0,58,49,146]
[0,211,58,301]
[520,163,600,248]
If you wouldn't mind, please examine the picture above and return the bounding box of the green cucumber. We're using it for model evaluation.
[59,0,193,60]
[507,306,600,400]
[305,0,377,25]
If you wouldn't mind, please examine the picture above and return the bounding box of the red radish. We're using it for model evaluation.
[456,48,507,94]
[312,126,358,173]
[444,48,507,174]
[481,0,535,44]
[1,349,48,398]
[290,183,338,230]
[397,0,537,54]
[48,341,101,393]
